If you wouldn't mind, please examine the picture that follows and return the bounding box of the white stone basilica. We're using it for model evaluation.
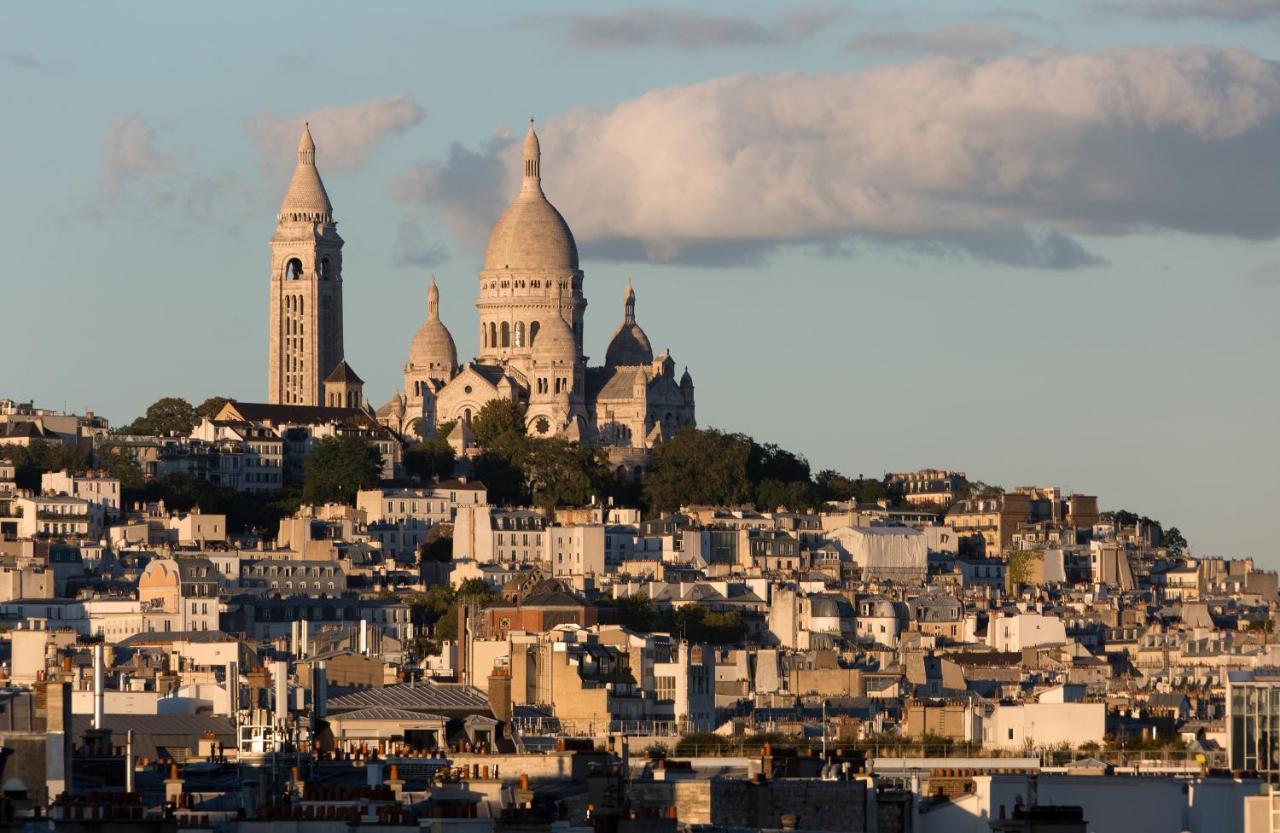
[377,121,696,455]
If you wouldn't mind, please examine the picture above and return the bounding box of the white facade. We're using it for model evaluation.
[41,470,121,517]
[981,701,1105,751]
[547,525,605,577]
[988,611,1068,652]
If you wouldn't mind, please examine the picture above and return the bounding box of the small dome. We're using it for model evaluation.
[606,279,653,366]
[533,283,578,364]
[409,277,458,372]
[533,312,577,363]
[482,121,578,273]
[279,123,333,220]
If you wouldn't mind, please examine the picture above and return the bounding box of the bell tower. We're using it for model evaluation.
[268,123,345,406]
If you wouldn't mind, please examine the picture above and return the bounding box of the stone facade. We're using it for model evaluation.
[378,121,696,455]
[268,124,345,406]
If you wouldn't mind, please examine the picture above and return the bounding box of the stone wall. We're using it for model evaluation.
[711,778,868,832]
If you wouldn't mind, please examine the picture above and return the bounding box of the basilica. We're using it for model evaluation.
[265,120,696,460]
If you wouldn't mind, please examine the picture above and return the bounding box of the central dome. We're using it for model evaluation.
[482,122,579,273]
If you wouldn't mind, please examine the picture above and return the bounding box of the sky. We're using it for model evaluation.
[4,1,1280,562]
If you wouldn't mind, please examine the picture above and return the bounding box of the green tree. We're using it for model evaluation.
[302,436,381,505]
[754,478,817,512]
[644,428,752,512]
[814,469,858,503]
[195,396,231,420]
[524,438,607,512]
[472,450,529,506]
[404,436,456,483]
[1163,526,1188,555]
[0,441,86,490]
[120,396,198,436]
[470,400,527,448]
[616,594,658,632]
[418,523,453,564]
[93,445,145,490]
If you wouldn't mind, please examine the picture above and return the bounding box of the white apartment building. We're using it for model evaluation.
[41,470,121,518]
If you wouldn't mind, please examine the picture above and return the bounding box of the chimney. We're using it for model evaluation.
[92,643,105,730]
[125,729,135,794]
[165,763,183,807]
[46,681,73,804]
[386,764,404,800]
[313,663,328,720]
[359,619,369,656]
[273,660,288,730]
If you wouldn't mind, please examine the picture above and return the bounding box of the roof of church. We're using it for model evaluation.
[324,359,364,385]
[218,400,379,429]
[483,122,578,274]
[409,276,458,371]
[279,123,333,220]
[587,366,647,401]
[606,279,654,367]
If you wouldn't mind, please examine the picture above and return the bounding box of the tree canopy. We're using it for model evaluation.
[644,428,753,512]
[404,435,455,483]
[302,436,382,505]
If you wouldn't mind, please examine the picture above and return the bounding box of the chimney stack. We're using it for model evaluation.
[92,643,105,730]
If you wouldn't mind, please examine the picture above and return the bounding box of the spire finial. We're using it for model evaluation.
[428,275,440,320]
[623,279,636,324]
[522,118,541,192]
[297,122,316,165]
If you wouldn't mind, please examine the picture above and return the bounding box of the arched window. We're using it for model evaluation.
[319,257,330,280]
[285,258,303,280]
[501,321,510,347]
[463,408,472,424]
[514,321,525,347]
[529,321,540,347]
[489,322,497,348]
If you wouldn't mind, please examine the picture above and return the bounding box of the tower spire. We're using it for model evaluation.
[298,122,316,166]
[522,118,541,194]
[428,275,440,320]
[623,278,636,325]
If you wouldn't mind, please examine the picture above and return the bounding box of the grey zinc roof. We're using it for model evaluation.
[331,707,447,722]
[326,683,492,715]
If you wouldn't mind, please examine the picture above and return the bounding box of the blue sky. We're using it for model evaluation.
[4,1,1279,561]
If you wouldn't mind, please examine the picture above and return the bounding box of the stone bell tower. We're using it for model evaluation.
[268,123,345,406]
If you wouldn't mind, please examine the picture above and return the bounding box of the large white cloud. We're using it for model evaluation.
[246,93,425,174]
[394,45,1280,269]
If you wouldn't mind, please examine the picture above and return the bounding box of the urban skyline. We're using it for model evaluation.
[7,3,1280,560]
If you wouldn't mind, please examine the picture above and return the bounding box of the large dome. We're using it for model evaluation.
[482,122,579,273]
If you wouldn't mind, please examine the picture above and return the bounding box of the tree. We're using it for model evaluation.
[0,441,86,490]
[119,397,198,436]
[754,478,817,512]
[1163,526,1188,556]
[418,523,453,564]
[616,594,658,633]
[524,438,607,512]
[302,436,381,505]
[470,400,527,448]
[472,450,529,506]
[404,436,455,483]
[195,396,231,420]
[94,445,145,490]
[815,469,858,503]
[644,428,752,512]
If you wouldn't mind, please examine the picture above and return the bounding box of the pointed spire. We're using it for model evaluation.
[298,122,316,165]
[521,118,542,194]
[623,278,636,324]
[280,121,333,220]
[428,275,440,320]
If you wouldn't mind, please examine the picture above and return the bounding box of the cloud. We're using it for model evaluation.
[1254,262,1280,286]
[524,7,848,50]
[245,93,425,175]
[99,115,171,188]
[397,46,1280,270]
[392,219,449,269]
[83,115,254,230]
[1,50,46,71]
[1092,0,1280,22]
[848,23,1031,59]
[391,135,511,249]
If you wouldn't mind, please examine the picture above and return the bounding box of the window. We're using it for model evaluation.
[514,321,525,347]
[501,322,510,347]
